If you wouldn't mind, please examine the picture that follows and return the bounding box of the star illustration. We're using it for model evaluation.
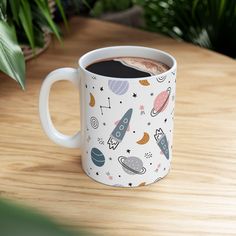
[132,93,137,98]
[100,87,104,91]
[126,149,131,154]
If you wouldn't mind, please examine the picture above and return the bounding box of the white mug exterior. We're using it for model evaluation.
[39,46,177,187]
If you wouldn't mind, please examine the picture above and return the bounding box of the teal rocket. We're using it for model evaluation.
[107,108,133,150]
[154,128,169,160]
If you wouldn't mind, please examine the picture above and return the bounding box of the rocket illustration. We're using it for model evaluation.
[154,128,169,160]
[107,108,133,150]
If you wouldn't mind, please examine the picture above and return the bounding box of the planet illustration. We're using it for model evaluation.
[108,80,129,95]
[136,132,150,145]
[89,92,95,107]
[118,156,146,175]
[139,79,150,86]
[90,116,99,129]
[91,147,105,167]
[150,87,171,117]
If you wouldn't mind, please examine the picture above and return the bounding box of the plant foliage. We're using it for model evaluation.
[0,198,91,236]
[0,0,67,89]
[91,0,133,17]
[135,0,236,58]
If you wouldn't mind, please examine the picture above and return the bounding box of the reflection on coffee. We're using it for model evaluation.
[86,57,170,78]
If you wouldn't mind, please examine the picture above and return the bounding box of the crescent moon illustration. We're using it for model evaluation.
[139,79,150,86]
[136,132,150,145]
[89,92,95,107]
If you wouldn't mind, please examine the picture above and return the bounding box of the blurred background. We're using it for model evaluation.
[58,0,236,58]
[1,0,235,89]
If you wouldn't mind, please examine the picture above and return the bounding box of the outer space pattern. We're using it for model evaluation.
[81,70,176,187]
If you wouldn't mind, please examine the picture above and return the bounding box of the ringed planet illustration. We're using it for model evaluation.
[139,79,150,86]
[136,132,150,145]
[150,87,171,117]
[118,156,146,175]
[89,92,95,107]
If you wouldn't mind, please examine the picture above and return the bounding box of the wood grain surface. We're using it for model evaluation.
[0,17,236,236]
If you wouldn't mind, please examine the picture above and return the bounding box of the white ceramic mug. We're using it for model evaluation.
[39,46,177,187]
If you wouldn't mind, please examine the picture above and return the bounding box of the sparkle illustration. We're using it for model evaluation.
[144,152,152,159]
[118,156,146,175]
[100,97,111,115]
[154,128,169,160]
[150,87,171,117]
[97,137,105,145]
[107,108,133,150]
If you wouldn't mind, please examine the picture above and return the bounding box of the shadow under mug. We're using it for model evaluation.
[39,46,177,187]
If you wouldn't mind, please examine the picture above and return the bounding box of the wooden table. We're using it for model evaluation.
[0,17,236,236]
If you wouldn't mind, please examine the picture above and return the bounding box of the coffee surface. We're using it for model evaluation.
[86,57,169,78]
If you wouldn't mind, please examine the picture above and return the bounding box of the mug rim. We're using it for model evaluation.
[78,46,177,81]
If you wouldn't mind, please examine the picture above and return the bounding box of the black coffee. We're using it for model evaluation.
[86,57,169,78]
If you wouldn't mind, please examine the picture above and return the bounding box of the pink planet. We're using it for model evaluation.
[151,87,171,117]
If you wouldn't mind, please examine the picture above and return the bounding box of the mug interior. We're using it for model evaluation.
[79,46,176,79]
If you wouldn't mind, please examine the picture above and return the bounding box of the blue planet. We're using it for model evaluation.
[91,147,105,167]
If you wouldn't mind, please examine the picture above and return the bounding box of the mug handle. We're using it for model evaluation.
[39,68,81,148]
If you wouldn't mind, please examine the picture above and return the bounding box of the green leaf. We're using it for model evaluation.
[9,0,21,24]
[0,0,7,20]
[0,21,25,89]
[55,0,68,29]
[35,0,61,41]
[0,198,92,236]
[90,1,104,17]
[19,0,35,49]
